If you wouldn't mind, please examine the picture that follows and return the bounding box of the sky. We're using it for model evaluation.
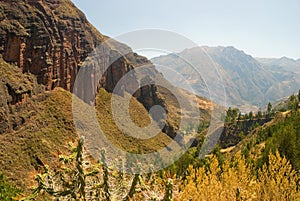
[71,0,300,59]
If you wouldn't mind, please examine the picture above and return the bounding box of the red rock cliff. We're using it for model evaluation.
[0,0,143,96]
[0,0,204,139]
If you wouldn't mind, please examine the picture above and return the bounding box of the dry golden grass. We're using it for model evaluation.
[95,88,172,154]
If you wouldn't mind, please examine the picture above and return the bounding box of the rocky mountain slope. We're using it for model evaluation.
[152,46,300,109]
[0,0,212,189]
[0,0,211,134]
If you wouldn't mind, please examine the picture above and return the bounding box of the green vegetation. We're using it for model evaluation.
[267,102,272,115]
[288,94,298,111]
[21,137,174,200]
[0,173,21,200]
[258,111,300,169]
[220,106,274,148]
[235,92,300,171]
[225,107,240,123]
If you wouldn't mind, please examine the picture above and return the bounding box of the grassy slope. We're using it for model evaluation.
[0,88,77,190]
[0,60,172,190]
[0,87,172,190]
[95,88,172,153]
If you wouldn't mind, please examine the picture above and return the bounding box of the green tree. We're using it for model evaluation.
[249,111,253,120]
[232,108,240,120]
[225,107,233,123]
[288,95,298,111]
[257,111,262,120]
[238,112,242,121]
[225,107,240,123]
[267,102,272,115]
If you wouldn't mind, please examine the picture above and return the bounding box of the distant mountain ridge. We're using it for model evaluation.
[257,57,300,84]
[152,46,300,110]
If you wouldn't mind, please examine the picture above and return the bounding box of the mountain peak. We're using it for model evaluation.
[279,56,295,61]
[152,46,300,107]
[199,46,249,57]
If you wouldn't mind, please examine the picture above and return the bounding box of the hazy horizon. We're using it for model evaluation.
[71,0,300,60]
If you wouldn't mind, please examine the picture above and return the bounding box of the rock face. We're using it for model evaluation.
[1,0,88,91]
[0,0,213,141]
[219,118,272,148]
[0,0,162,107]
[0,0,187,138]
[0,57,41,134]
[0,0,120,93]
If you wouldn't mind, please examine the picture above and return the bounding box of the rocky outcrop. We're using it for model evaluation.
[219,118,272,148]
[0,0,212,141]
[0,0,162,109]
[0,0,174,137]
[0,0,100,91]
[0,57,40,134]
[0,0,99,91]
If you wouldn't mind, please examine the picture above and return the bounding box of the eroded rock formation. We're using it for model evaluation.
[0,0,213,142]
[0,0,163,108]
[0,0,172,135]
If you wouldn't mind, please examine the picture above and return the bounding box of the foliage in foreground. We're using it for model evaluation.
[21,138,173,201]
[20,136,300,201]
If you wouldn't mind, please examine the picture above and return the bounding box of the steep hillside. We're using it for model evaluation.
[152,46,300,109]
[0,0,211,137]
[0,58,175,189]
[0,0,212,190]
[257,57,300,72]
[222,101,300,170]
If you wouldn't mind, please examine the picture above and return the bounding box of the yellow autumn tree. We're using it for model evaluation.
[176,151,300,201]
[258,151,300,201]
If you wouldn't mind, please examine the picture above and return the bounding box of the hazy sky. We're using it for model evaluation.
[71,0,300,59]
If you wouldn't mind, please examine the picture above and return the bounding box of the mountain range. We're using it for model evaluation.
[152,46,300,111]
